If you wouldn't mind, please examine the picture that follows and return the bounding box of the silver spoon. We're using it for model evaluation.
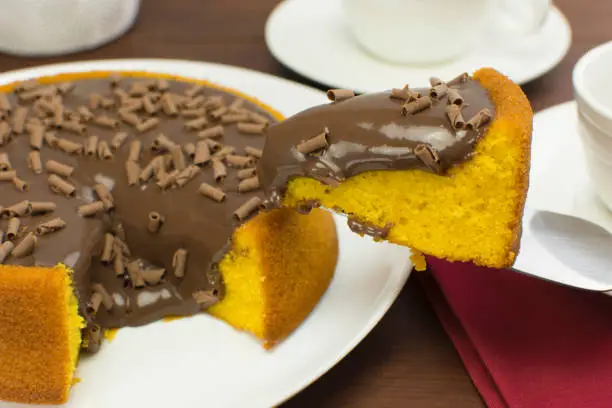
[513,207,612,292]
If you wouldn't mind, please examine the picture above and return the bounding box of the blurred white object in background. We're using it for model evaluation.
[343,0,552,65]
[0,0,141,56]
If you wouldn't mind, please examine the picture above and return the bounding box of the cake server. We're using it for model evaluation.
[513,207,612,293]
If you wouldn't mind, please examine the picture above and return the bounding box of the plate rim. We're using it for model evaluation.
[0,58,413,408]
[265,0,572,92]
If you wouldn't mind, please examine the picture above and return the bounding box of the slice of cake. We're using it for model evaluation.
[259,68,532,268]
[0,72,337,404]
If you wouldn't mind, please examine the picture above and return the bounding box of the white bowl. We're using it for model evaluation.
[0,0,140,56]
[573,41,612,211]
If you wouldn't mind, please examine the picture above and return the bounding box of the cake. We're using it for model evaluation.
[258,68,532,268]
[0,72,338,404]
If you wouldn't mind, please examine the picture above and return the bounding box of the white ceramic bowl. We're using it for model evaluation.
[0,0,140,56]
[573,41,612,211]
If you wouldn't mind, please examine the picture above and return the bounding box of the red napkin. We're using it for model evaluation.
[417,257,612,408]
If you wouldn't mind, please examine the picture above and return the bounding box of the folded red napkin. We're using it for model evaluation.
[418,257,612,408]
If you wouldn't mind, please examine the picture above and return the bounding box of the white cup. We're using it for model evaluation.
[573,41,612,212]
[0,0,141,57]
[342,0,551,65]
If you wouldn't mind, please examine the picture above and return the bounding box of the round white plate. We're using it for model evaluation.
[0,59,413,408]
[522,101,612,293]
[265,0,572,92]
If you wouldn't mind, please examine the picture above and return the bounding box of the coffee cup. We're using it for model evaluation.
[0,0,140,57]
[573,41,612,212]
[342,0,552,65]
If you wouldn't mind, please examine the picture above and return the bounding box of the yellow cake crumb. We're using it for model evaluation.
[103,328,119,342]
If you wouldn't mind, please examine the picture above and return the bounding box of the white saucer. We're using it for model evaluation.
[265,0,572,92]
[528,101,612,235]
[0,59,413,408]
[522,101,612,293]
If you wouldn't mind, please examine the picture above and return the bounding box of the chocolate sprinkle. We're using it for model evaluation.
[296,129,329,154]
[0,154,11,172]
[237,176,260,193]
[430,84,448,99]
[401,96,432,115]
[0,241,14,263]
[36,218,66,236]
[198,125,224,139]
[0,171,16,182]
[28,125,44,150]
[221,113,249,124]
[233,197,261,221]
[414,144,441,173]
[12,232,37,258]
[244,146,262,159]
[56,138,83,155]
[447,88,464,106]
[193,141,211,166]
[30,201,56,215]
[141,268,166,286]
[94,115,118,130]
[148,211,164,233]
[111,132,128,150]
[85,135,99,157]
[327,89,355,102]
[237,122,266,135]
[3,200,32,218]
[11,107,28,134]
[12,176,28,192]
[78,201,105,217]
[212,159,227,183]
[161,94,179,117]
[172,248,188,278]
[91,283,114,311]
[125,161,141,186]
[183,143,196,159]
[226,155,254,168]
[185,117,209,131]
[48,174,76,197]
[446,104,466,130]
[136,117,160,133]
[27,151,43,174]
[128,140,142,162]
[466,108,492,130]
[93,184,114,210]
[236,167,257,180]
[45,160,74,177]
[6,218,21,240]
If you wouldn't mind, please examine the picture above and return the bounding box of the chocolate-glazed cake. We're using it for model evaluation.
[0,72,338,405]
[259,68,533,268]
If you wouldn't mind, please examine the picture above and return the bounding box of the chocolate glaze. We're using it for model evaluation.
[0,75,275,351]
[259,77,495,209]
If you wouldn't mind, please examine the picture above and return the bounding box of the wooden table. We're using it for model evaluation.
[0,1,609,406]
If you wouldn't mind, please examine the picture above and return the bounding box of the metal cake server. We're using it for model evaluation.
[513,207,612,292]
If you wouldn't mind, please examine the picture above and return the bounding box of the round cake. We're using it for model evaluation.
[0,72,338,404]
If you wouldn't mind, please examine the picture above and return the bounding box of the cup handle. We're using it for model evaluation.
[492,0,551,36]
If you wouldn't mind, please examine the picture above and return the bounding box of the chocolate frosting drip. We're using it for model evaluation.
[259,77,495,197]
[0,75,275,351]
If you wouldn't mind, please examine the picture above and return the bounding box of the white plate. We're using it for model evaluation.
[522,101,612,292]
[265,0,572,92]
[0,59,413,408]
